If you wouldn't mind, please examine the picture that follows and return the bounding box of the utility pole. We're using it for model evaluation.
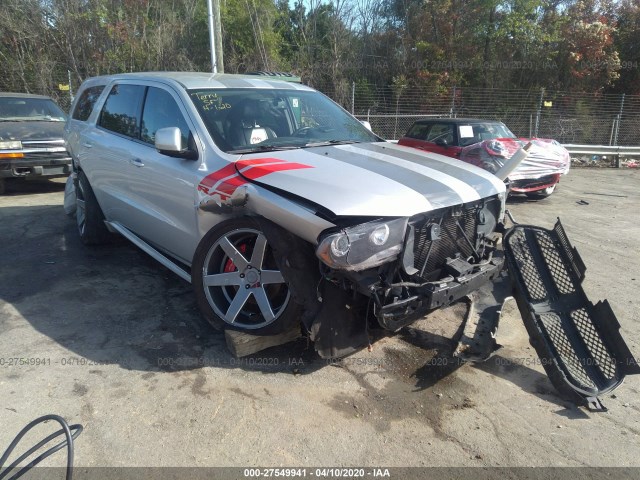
[207,0,223,73]
[214,0,224,73]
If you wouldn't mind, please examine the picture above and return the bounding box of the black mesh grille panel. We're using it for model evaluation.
[571,308,617,381]
[506,228,547,301]
[535,230,575,295]
[539,313,596,389]
[412,207,478,278]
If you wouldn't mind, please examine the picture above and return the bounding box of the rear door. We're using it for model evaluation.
[81,82,145,219]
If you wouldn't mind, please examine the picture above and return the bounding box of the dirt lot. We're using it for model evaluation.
[1,169,639,469]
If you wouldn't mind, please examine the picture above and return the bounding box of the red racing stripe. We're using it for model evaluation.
[198,158,313,200]
[197,163,238,194]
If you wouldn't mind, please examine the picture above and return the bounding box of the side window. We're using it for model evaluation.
[141,87,190,147]
[405,123,430,140]
[425,123,454,144]
[98,84,145,138]
[71,85,105,121]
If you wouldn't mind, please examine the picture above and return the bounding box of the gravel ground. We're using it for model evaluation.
[0,169,639,470]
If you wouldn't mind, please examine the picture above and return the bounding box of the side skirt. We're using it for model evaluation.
[106,221,192,284]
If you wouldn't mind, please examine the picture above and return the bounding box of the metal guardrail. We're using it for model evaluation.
[563,144,640,167]
[563,144,640,157]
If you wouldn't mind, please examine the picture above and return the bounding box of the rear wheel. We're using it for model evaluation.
[526,183,556,199]
[76,171,111,245]
[192,218,303,335]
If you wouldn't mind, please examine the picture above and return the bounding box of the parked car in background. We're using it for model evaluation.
[0,93,71,194]
[398,118,570,198]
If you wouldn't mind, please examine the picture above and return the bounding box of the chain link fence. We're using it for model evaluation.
[2,72,638,147]
[318,84,640,145]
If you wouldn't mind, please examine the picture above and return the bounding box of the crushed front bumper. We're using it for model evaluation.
[376,254,504,331]
[510,173,560,193]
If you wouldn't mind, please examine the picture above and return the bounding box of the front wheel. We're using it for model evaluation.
[192,218,303,335]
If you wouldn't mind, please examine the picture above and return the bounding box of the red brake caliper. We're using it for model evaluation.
[223,243,248,272]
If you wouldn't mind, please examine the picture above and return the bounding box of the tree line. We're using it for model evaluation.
[1,0,638,100]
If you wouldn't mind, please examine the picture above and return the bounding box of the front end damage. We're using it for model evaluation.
[310,195,505,356]
[307,204,639,408]
[231,144,637,408]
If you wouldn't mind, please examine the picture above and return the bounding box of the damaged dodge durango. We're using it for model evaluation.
[65,72,638,408]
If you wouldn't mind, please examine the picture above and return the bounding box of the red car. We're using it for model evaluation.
[398,118,570,198]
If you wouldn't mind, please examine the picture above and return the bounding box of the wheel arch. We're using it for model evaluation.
[192,215,321,334]
[196,182,335,246]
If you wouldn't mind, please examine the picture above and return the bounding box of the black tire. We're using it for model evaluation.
[192,217,305,335]
[75,171,111,245]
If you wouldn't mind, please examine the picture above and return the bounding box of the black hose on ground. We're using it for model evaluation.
[0,415,82,480]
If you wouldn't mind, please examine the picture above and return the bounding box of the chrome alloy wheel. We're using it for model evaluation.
[201,228,290,330]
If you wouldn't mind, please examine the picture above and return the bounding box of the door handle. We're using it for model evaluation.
[81,142,93,148]
[130,158,145,167]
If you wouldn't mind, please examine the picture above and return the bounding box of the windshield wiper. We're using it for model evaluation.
[302,140,362,148]
[228,145,302,154]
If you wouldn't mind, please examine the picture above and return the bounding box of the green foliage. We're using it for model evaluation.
[0,0,637,100]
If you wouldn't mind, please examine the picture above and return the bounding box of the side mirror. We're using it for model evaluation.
[359,120,373,131]
[155,127,198,160]
[435,138,449,147]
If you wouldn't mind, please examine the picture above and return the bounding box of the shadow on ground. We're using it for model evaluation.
[0,195,571,414]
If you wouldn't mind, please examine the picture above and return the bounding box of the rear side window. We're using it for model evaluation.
[141,87,190,146]
[425,123,454,143]
[405,123,430,140]
[98,84,145,138]
[72,86,105,121]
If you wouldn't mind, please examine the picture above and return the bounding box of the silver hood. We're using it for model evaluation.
[234,142,506,217]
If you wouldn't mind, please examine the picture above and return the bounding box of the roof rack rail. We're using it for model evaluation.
[245,71,302,83]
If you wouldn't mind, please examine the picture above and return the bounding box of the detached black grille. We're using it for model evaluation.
[412,207,479,279]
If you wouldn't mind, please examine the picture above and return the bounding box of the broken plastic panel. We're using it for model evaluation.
[504,219,640,409]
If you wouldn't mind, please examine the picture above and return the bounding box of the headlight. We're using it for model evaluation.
[316,218,408,271]
[0,141,22,150]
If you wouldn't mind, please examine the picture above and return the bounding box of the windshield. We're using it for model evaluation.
[189,88,379,153]
[458,123,516,147]
[0,97,66,121]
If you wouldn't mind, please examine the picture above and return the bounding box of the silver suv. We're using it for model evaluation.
[64,72,507,357]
